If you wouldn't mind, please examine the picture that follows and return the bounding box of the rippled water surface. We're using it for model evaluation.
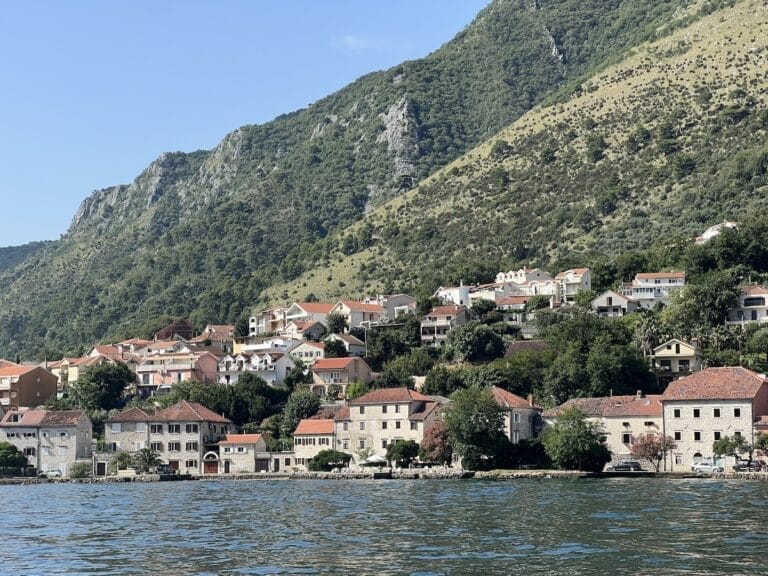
[3,478,768,575]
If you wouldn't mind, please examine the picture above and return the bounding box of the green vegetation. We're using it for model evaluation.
[308,449,352,472]
[542,406,611,472]
[630,435,677,472]
[385,440,420,468]
[69,461,93,479]
[0,441,28,475]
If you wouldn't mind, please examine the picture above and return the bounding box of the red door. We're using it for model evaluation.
[204,460,218,474]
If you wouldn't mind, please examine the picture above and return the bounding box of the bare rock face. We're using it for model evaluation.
[376,97,418,177]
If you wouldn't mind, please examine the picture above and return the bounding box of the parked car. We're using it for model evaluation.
[607,460,642,471]
[733,461,759,472]
[692,461,723,474]
[37,470,62,478]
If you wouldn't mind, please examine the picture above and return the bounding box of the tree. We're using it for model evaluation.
[542,407,611,471]
[0,441,28,473]
[713,434,753,463]
[386,440,420,468]
[283,387,321,433]
[422,365,465,396]
[345,380,369,400]
[110,451,134,473]
[471,299,497,322]
[284,360,312,391]
[375,361,414,389]
[325,312,348,335]
[442,384,506,470]
[308,449,352,471]
[420,421,453,465]
[133,447,162,473]
[323,339,348,359]
[447,320,504,363]
[71,362,135,411]
[630,434,676,471]
[69,461,92,478]
[748,327,768,363]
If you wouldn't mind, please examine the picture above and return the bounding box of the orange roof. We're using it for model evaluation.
[0,365,37,377]
[601,395,663,417]
[220,434,263,445]
[0,359,20,368]
[351,387,430,405]
[337,300,385,313]
[119,338,152,347]
[1,409,85,427]
[409,401,442,421]
[635,272,685,280]
[334,406,350,421]
[663,367,767,401]
[491,386,540,410]
[313,357,358,370]
[496,296,529,306]
[428,305,466,316]
[294,419,335,435]
[154,400,232,423]
[106,407,151,423]
[741,285,768,296]
[296,302,335,314]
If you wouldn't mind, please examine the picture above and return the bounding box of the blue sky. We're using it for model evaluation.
[0,0,489,247]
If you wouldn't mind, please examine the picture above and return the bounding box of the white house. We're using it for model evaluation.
[726,285,768,326]
[217,352,295,386]
[620,272,685,309]
[591,290,639,317]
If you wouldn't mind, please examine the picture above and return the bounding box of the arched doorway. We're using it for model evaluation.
[203,451,220,474]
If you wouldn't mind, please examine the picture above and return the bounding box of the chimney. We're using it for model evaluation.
[527,393,534,407]
[636,390,644,399]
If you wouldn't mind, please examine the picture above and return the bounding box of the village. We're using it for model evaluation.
[2,223,768,480]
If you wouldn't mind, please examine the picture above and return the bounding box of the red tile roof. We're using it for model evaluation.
[220,434,263,445]
[428,305,466,316]
[741,285,768,296]
[635,271,685,280]
[409,401,441,421]
[294,419,335,435]
[491,386,541,410]
[496,296,529,306]
[296,302,335,314]
[313,357,358,370]
[337,300,385,313]
[106,407,151,423]
[662,367,767,401]
[1,410,86,427]
[154,400,232,423]
[543,397,606,418]
[601,395,663,417]
[350,387,431,405]
[0,359,20,368]
[0,365,36,377]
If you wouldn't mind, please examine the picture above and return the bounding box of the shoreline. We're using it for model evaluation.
[3,469,768,486]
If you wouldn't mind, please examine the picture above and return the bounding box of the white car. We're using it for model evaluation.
[692,461,723,474]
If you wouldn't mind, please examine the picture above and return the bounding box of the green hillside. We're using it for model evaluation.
[0,0,700,358]
[263,0,768,303]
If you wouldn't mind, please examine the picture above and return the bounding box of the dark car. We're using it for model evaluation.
[607,460,642,471]
[733,461,759,472]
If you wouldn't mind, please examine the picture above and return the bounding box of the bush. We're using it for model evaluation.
[308,449,352,472]
[69,462,92,479]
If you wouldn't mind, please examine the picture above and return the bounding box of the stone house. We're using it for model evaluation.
[218,434,272,473]
[651,339,703,386]
[290,341,326,366]
[726,285,768,326]
[135,350,219,397]
[661,367,768,471]
[420,305,469,347]
[310,357,373,397]
[489,386,542,444]
[590,290,640,317]
[0,409,92,476]
[293,419,336,469]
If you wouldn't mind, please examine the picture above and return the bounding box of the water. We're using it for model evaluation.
[2,478,767,575]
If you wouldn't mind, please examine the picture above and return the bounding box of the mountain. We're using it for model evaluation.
[261,0,768,303]
[0,241,50,274]
[0,0,700,358]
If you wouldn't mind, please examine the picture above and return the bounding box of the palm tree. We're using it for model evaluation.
[133,448,162,473]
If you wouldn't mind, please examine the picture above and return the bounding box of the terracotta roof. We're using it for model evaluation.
[491,386,541,410]
[105,407,151,423]
[118,338,152,347]
[428,305,466,316]
[296,302,335,314]
[338,300,385,313]
[754,415,768,430]
[313,357,358,370]
[334,406,350,421]
[294,419,335,435]
[601,395,663,417]
[1,410,45,426]
[0,365,36,377]
[409,401,441,421]
[504,340,548,357]
[555,268,589,278]
[220,433,263,445]
[635,272,685,280]
[334,334,364,345]
[741,285,768,296]
[154,400,232,423]
[1,410,85,427]
[350,387,430,405]
[0,359,20,368]
[662,367,767,401]
[543,397,606,418]
[496,296,529,306]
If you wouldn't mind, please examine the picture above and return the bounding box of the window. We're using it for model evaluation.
[343,422,349,431]
[622,433,632,445]
[223,446,231,453]
[59,431,67,438]
[673,409,681,418]
[395,421,401,430]
[410,422,418,431]
[168,442,181,452]
[693,408,701,418]
[694,431,702,442]
[343,439,349,450]
[359,439,365,450]
[674,431,682,441]
[360,422,365,431]
[185,460,197,469]
[136,423,146,433]
[644,421,654,427]
[151,424,163,434]
[382,422,388,430]
[150,442,163,451]
[734,431,742,438]
[186,424,199,433]
[382,440,388,449]
[285,458,291,466]
[714,432,721,441]
[714,408,721,418]
[236,446,245,453]
[382,405,388,414]
[513,430,520,443]
[395,405,400,414]
[359,406,365,415]
[513,413,521,424]
[110,423,121,433]
[186,442,199,451]
[6,432,16,438]
[734,408,741,418]
[23,432,36,438]
[674,454,683,465]
[168,424,181,434]
[23,447,35,456]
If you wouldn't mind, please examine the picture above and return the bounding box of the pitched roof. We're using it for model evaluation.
[409,401,441,421]
[0,359,20,368]
[555,268,589,278]
[154,400,232,423]
[662,367,767,401]
[741,285,768,296]
[294,419,335,435]
[338,300,385,313]
[496,296,529,306]
[1,410,86,427]
[1,410,45,426]
[312,357,358,370]
[105,407,151,423]
[543,397,606,418]
[635,271,685,280]
[334,406,350,421]
[0,365,36,377]
[428,305,466,316]
[504,340,548,357]
[490,386,540,410]
[601,395,663,417]
[220,433,263,445]
[334,334,364,346]
[350,387,430,405]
